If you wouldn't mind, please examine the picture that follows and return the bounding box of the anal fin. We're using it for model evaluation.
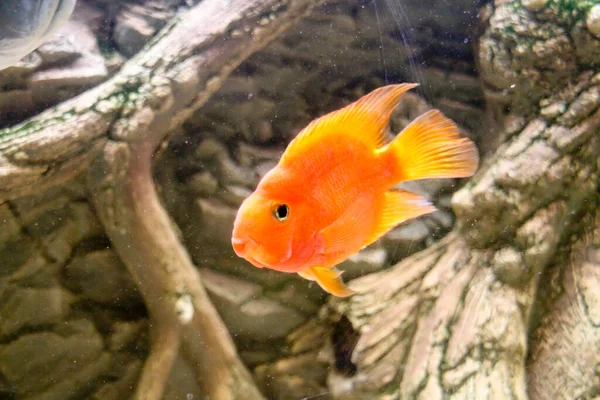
[363,189,436,247]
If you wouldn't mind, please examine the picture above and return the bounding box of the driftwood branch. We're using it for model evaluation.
[2,0,598,398]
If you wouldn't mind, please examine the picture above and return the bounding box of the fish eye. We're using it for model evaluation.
[272,204,289,222]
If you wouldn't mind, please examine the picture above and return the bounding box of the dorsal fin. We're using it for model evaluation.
[280,83,418,165]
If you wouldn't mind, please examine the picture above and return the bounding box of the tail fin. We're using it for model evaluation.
[386,110,479,182]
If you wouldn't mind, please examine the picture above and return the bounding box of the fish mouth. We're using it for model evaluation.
[231,235,293,269]
[232,239,269,269]
[231,236,268,267]
[231,236,256,258]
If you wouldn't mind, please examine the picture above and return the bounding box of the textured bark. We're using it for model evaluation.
[1,0,325,399]
[527,213,600,399]
[318,2,600,399]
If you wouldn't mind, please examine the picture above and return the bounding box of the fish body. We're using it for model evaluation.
[0,0,76,70]
[231,84,478,297]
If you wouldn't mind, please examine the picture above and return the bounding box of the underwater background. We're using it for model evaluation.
[0,0,599,399]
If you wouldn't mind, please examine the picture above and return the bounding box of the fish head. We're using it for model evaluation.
[231,191,296,269]
[231,168,317,271]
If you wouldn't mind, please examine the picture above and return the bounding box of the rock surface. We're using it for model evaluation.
[64,249,143,307]
[0,287,74,338]
[113,3,174,56]
[0,180,147,399]
[0,320,111,399]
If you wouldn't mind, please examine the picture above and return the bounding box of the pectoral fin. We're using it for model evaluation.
[298,266,356,297]
[320,194,375,255]
[363,189,436,248]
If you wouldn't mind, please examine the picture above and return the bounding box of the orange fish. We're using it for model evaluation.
[231,84,478,297]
